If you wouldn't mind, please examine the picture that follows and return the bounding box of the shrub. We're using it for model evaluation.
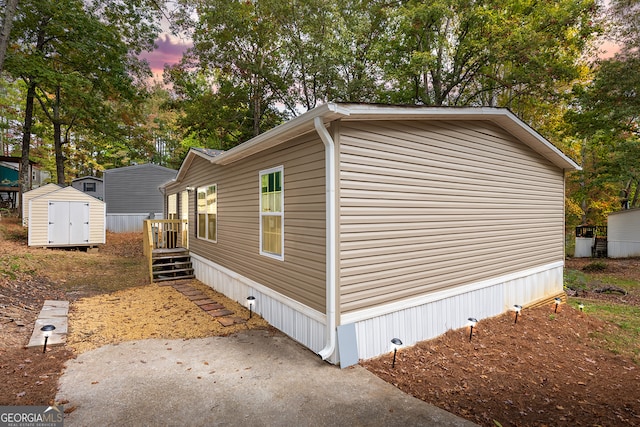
[583,261,607,273]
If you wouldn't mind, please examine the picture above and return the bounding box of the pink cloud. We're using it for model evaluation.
[140,34,192,80]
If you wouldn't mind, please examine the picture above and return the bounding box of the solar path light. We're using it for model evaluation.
[246,296,256,319]
[467,318,478,342]
[40,324,55,353]
[390,338,403,368]
[513,305,522,324]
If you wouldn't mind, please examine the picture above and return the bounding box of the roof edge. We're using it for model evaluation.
[210,103,579,171]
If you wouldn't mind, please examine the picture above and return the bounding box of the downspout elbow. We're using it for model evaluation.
[314,116,336,361]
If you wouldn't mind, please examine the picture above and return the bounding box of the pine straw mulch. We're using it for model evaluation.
[361,303,640,426]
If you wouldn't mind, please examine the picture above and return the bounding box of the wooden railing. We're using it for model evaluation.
[143,219,189,281]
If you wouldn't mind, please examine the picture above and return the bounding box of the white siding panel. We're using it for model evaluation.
[106,213,161,233]
[574,237,595,258]
[191,254,330,362]
[607,209,640,258]
[338,120,565,314]
[350,264,563,360]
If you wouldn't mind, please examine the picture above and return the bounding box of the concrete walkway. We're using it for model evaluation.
[57,330,477,427]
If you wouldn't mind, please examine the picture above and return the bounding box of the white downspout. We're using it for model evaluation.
[314,116,337,361]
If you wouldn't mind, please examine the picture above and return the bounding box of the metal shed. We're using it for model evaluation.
[26,186,105,247]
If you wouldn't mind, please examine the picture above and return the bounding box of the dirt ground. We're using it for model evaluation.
[0,218,268,407]
[2,216,640,425]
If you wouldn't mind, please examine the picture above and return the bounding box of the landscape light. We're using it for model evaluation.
[40,324,55,353]
[467,318,478,342]
[513,305,522,324]
[578,302,584,312]
[554,297,562,313]
[246,296,256,319]
[390,338,403,368]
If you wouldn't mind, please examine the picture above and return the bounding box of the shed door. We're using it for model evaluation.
[48,201,90,245]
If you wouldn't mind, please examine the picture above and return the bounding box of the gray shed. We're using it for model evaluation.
[26,186,105,247]
[103,164,176,232]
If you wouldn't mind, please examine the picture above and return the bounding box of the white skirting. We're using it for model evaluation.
[346,262,564,360]
[574,237,595,257]
[608,241,640,258]
[191,254,563,365]
[191,254,330,361]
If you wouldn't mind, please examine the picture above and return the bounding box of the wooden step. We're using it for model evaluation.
[154,274,196,282]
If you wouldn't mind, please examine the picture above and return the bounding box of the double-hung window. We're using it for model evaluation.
[197,184,217,242]
[260,167,283,259]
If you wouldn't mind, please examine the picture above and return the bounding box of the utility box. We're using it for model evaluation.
[26,186,105,247]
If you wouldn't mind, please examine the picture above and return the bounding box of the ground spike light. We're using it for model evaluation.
[40,324,55,353]
[467,318,478,342]
[513,305,522,324]
[578,302,584,312]
[246,296,256,319]
[390,338,403,368]
[554,297,562,313]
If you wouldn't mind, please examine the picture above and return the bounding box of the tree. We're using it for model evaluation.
[0,0,19,73]
[5,0,163,188]
[378,0,600,114]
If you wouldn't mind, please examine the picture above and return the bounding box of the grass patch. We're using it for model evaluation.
[568,299,640,363]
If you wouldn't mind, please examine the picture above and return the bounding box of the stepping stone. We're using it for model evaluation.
[180,290,202,297]
[172,284,193,292]
[207,309,234,318]
[186,293,208,301]
[194,299,217,306]
[27,301,68,349]
[200,303,225,311]
[217,317,247,327]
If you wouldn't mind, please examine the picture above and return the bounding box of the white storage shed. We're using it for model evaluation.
[22,183,61,226]
[26,186,106,247]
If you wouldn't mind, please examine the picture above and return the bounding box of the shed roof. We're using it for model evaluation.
[72,176,103,183]
[103,163,176,175]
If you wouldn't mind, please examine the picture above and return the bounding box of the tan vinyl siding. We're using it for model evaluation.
[181,134,327,312]
[338,119,565,313]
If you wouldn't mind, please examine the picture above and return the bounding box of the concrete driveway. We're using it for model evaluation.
[57,330,476,426]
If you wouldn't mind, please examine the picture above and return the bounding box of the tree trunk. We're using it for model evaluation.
[0,0,19,73]
[20,81,36,195]
[53,86,65,184]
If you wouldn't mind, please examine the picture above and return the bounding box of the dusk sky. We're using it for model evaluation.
[139,33,192,82]
[140,30,620,84]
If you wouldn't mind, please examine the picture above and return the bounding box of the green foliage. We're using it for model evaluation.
[582,260,608,273]
[564,269,588,291]
[578,300,640,363]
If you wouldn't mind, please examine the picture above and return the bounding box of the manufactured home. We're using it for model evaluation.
[71,176,104,200]
[608,208,640,258]
[160,103,580,365]
[25,185,105,247]
[103,164,176,232]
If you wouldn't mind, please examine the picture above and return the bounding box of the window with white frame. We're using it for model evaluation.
[197,184,217,241]
[260,166,283,259]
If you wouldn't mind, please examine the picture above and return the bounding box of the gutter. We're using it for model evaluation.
[314,116,337,361]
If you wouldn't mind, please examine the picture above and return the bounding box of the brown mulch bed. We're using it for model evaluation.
[362,304,640,426]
